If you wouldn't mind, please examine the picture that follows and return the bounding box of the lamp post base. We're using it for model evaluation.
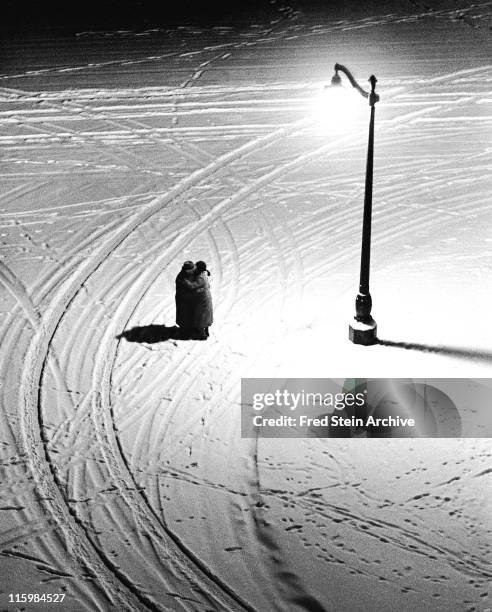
[349,318,377,346]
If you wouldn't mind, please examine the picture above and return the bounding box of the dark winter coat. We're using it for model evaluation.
[193,272,213,328]
[175,270,201,329]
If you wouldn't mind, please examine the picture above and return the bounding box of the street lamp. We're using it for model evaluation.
[330,63,380,346]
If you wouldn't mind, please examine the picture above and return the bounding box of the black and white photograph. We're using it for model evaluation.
[0,0,491,610]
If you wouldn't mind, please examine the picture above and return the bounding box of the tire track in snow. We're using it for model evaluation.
[107,138,305,574]
[108,100,466,452]
[1,173,207,608]
[81,125,358,612]
[0,277,143,609]
[5,86,478,368]
[18,117,316,611]
[0,51,182,82]
[0,2,298,84]
[88,130,382,610]
[122,133,303,453]
[5,179,170,320]
[91,201,268,607]
[130,206,243,479]
[11,57,488,608]
[120,203,304,605]
[95,92,492,604]
[121,203,233,476]
[68,167,238,450]
[0,86,168,178]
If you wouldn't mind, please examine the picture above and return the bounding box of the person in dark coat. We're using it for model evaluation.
[192,261,213,340]
[175,261,203,339]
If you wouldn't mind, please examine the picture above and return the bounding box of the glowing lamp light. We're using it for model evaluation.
[312,66,369,132]
[312,84,364,132]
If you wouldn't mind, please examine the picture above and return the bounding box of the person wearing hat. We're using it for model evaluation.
[175,261,203,339]
[192,261,213,340]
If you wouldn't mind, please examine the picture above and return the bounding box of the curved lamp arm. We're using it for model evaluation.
[332,63,380,106]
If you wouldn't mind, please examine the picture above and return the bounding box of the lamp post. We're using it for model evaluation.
[330,63,380,346]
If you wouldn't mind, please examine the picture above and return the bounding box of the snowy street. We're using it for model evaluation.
[0,1,491,610]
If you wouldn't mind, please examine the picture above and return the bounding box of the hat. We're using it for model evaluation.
[182,261,194,271]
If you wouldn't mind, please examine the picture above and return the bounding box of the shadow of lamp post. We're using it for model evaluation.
[330,63,380,345]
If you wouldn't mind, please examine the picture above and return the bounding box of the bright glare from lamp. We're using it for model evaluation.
[311,84,364,133]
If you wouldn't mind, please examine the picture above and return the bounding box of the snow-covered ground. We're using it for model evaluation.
[1,1,491,610]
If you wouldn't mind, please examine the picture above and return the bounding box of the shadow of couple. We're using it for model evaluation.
[116,325,182,344]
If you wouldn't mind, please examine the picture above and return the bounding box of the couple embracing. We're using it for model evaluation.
[175,261,213,340]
